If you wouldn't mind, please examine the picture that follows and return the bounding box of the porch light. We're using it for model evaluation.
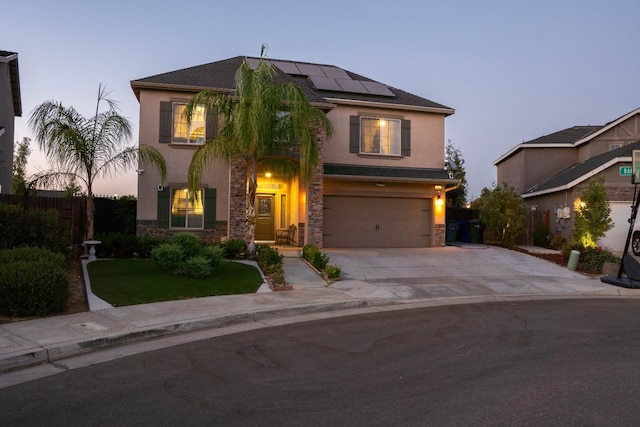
[265,172,272,178]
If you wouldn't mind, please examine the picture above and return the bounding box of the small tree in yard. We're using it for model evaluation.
[477,183,526,247]
[12,137,31,198]
[29,84,167,241]
[573,176,613,248]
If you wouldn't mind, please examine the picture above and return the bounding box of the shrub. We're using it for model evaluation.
[171,232,204,258]
[302,244,319,263]
[549,233,566,250]
[179,256,212,279]
[95,232,138,258]
[533,225,550,248]
[200,245,225,269]
[0,204,69,253]
[580,247,620,272]
[302,243,331,271]
[136,235,168,258]
[312,251,330,271]
[325,264,341,279]
[221,238,248,259]
[0,246,66,265]
[0,248,69,316]
[151,243,184,272]
[256,244,284,273]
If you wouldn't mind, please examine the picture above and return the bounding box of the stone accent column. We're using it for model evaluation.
[228,158,247,240]
[305,131,326,247]
[434,223,445,247]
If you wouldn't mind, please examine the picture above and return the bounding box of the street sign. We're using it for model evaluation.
[620,166,633,176]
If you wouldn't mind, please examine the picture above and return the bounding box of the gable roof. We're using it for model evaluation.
[522,140,640,198]
[131,56,454,115]
[0,50,21,117]
[494,108,640,165]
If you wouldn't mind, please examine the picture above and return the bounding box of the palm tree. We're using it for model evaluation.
[184,51,332,252]
[29,84,167,241]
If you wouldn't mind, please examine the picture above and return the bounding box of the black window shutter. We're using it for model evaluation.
[205,107,217,141]
[159,102,172,144]
[349,116,360,153]
[401,119,411,156]
[204,188,217,229]
[157,186,170,229]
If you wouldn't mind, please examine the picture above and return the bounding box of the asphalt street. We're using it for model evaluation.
[2,298,640,426]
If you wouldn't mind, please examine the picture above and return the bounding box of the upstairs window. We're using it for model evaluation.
[350,115,411,156]
[173,104,205,144]
[360,117,401,155]
[159,101,216,144]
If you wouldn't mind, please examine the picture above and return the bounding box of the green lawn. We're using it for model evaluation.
[88,259,263,307]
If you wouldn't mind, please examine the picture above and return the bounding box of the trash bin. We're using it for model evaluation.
[459,221,469,243]
[468,219,484,244]
[446,220,459,243]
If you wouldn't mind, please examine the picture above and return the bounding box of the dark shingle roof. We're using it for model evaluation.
[131,56,453,113]
[324,163,451,180]
[523,125,602,145]
[524,140,640,195]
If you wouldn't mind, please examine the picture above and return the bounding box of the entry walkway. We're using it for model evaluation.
[0,245,635,375]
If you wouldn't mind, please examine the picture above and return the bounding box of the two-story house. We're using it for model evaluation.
[494,108,640,251]
[0,50,22,194]
[131,56,455,248]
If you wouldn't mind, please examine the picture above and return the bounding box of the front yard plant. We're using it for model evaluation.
[151,232,225,278]
[302,244,340,280]
[256,244,287,287]
[0,247,69,316]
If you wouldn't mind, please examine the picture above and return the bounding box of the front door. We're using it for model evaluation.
[255,194,275,241]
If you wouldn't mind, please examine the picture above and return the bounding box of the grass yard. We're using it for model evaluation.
[88,259,263,307]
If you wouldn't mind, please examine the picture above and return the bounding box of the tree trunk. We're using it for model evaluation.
[245,157,258,254]
[86,193,95,241]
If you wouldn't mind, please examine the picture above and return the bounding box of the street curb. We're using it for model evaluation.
[0,299,371,373]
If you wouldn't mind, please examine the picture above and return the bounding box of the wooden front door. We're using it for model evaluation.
[255,194,275,241]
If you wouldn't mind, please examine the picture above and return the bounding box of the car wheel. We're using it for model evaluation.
[633,231,640,256]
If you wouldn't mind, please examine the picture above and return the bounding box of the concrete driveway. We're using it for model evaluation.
[316,245,614,302]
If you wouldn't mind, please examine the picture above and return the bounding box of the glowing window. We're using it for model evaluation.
[173,103,205,144]
[171,189,203,229]
[360,117,401,155]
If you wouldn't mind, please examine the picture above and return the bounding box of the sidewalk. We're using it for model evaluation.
[0,246,635,374]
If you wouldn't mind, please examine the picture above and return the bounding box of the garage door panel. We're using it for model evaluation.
[323,196,431,248]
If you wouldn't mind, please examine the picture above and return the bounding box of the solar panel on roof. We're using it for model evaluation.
[271,60,301,75]
[296,63,325,77]
[309,76,343,91]
[336,78,368,94]
[361,81,394,97]
[320,66,350,79]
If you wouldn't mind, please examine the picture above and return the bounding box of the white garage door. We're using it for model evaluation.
[323,196,432,248]
[599,202,632,254]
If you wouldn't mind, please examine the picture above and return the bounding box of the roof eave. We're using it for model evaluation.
[324,97,455,116]
[522,157,628,198]
[324,174,458,184]
[573,108,640,147]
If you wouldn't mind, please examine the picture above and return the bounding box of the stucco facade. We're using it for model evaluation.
[131,56,456,248]
[0,51,21,195]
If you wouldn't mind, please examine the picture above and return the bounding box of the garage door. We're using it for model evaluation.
[323,196,432,248]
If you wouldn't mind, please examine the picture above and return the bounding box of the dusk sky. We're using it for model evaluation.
[3,0,639,199]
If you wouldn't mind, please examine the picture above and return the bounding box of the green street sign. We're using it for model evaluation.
[620,166,633,176]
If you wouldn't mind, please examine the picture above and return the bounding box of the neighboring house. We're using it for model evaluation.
[494,108,640,251]
[0,50,21,195]
[131,56,455,248]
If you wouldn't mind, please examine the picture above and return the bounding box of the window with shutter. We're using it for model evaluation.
[349,115,410,156]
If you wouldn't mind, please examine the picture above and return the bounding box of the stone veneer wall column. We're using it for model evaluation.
[305,130,326,247]
[228,158,247,240]
[434,223,445,247]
